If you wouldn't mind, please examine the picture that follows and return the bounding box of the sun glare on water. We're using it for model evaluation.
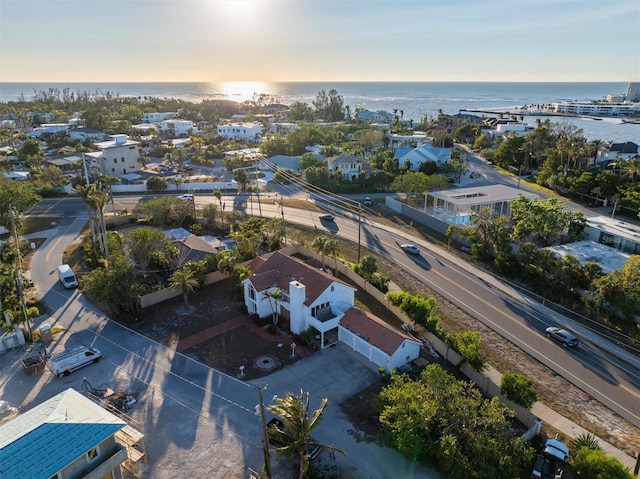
[218,82,273,102]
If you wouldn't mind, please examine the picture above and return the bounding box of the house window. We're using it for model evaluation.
[249,286,256,300]
[111,168,115,173]
[330,285,334,292]
[114,158,118,163]
[87,446,98,461]
[121,158,125,162]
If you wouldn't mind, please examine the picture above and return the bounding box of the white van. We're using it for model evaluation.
[57,264,78,289]
[48,346,101,377]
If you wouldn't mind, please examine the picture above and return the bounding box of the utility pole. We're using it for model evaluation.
[256,386,272,479]
[10,207,32,341]
[357,203,362,263]
[279,198,286,246]
[255,160,263,218]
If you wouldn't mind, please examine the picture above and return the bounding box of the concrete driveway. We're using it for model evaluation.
[2,215,440,479]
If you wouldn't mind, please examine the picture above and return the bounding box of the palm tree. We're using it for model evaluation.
[74,184,99,257]
[267,390,342,479]
[621,157,640,182]
[169,269,200,307]
[100,175,119,217]
[213,189,224,230]
[262,288,282,326]
[311,236,329,269]
[324,238,339,273]
[217,251,237,276]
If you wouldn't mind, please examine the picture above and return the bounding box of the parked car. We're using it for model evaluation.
[363,197,372,206]
[531,439,569,479]
[545,327,578,348]
[400,244,420,255]
[177,194,194,201]
[319,214,335,222]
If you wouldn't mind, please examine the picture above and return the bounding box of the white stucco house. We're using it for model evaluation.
[143,112,177,123]
[160,119,197,138]
[326,155,365,181]
[86,134,141,176]
[217,122,263,141]
[243,252,421,370]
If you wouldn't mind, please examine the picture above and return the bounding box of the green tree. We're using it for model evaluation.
[510,196,586,246]
[141,196,192,227]
[572,447,634,479]
[377,364,533,479]
[123,227,177,274]
[589,255,640,324]
[448,331,485,370]
[355,255,377,280]
[82,253,144,315]
[260,135,290,157]
[217,251,238,276]
[169,269,200,307]
[267,390,338,479]
[0,177,41,231]
[262,288,283,325]
[233,169,249,191]
[146,176,168,193]
[500,372,537,408]
[311,236,329,268]
[288,101,314,122]
[300,152,321,170]
[324,238,339,273]
[312,89,345,122]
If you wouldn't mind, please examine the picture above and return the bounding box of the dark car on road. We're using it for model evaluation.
[319,214,335,222]
[545,327,578,348]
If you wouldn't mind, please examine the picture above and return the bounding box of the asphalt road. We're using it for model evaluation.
[22,205,439,478]
[30,193,640,427]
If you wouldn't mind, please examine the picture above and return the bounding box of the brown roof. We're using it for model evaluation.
[249,252,353,306]
[340,307,419,356]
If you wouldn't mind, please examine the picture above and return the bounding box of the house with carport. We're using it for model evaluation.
[243,252,421,370]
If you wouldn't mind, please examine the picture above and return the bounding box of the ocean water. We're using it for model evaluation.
[1,81,638,142]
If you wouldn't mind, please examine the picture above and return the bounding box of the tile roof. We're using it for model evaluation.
[248,252,353,306]
[609,142,639,153]
[340,307,419,356]
[0,388,125,478]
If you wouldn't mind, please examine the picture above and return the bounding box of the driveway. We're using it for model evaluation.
[250,343,439,478]
[3,215,440,479]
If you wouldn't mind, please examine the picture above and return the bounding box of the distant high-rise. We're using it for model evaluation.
[625,82,640,102]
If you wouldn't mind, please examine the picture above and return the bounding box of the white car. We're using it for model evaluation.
[177,194,194,201]
[400,244,420,255]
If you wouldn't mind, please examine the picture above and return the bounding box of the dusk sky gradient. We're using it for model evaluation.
[1,0,639,82]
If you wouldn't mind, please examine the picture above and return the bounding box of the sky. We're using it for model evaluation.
[1,0,639,83]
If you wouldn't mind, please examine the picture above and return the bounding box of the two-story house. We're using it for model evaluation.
[143,112,177,123]
[0,388,128,479]
[243,252,420,370]
[326,155,365,181]
[595,141,640,163]
[160,119,196,138]
[217,122,263,142]
[86,134,141,177]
